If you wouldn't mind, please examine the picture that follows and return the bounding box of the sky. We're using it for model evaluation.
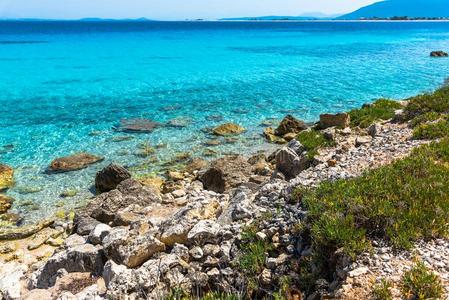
[0,0,378,20]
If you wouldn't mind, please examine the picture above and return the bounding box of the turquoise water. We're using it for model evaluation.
[1,21,449,223]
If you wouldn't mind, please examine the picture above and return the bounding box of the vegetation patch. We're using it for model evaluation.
[296,130,335,158]
[372,279,393,300]
[401,260,443,300]
[405,86,449,119]
[412,119,449,139]
[348,99,403,128]
[299,139,449,258]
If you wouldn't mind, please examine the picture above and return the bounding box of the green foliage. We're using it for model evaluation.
[405,86,449,118]
[410,112,444,128]
[413,119,449,139]
[200,292,241,300]
[349,99,403,128]
[372,279,393,300]
[297,130,335,158]
[401,261,443,300]
[302,139,449,257]
[166,290,240,300]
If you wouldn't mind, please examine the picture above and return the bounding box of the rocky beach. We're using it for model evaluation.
[1,83,449,300]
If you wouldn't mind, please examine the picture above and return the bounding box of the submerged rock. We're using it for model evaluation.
[319,113,350,129]
[430,50,449,57]
[115,118,161,133]
[95,163,131,193]
[200,155,252,193]
[0,194,13,214]
[49,153,104,173]
[0,164,14,191]
[212,123,245,136]
[275,115,308,136]
[0,219,54,240]
[264,127,286,144]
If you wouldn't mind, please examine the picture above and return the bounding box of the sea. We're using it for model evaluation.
[1,21,449,224]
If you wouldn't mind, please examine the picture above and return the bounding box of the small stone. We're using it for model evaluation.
[256,232,267,241]
[348,267,369,277]
[171,189,186,198]
[319,113,350,129]
[189,246,204,260]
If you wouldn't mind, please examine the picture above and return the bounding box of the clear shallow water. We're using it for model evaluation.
[1,21,449,223]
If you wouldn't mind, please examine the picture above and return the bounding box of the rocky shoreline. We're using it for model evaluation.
[1,90,448,299]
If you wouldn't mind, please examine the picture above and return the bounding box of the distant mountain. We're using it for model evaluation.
[339,0,449,19]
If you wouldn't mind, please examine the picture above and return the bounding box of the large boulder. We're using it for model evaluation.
[0,262,26,300]
[319,113,350,129]
[115,118,161,133]
[95,164,131,193]
[33,244,106,288]
[275,147,310,180]
[430,51,448,57]
[82,179,160,223]
[200,155,252,193]
[102,228,166,268]
[0,164,14,191]
[212,123,245,136]
[159,198,222,246]
[48,153,104,173]
[275,115,308,136]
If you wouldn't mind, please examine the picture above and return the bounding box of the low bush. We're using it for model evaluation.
[297,130,335,158]
[372,279,393,300]
[401,260,443,300]
[410,112,443,128]
[300,139,449,257]
[405,86,449,119]
[349,99,403,128]
[413,119,449,139]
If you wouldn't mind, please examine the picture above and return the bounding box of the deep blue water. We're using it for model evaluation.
[1,21,449,223]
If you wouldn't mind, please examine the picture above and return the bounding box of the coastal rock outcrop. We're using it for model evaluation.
[82,179,160,223]
[319,113,350,129]
[103,228,166,268]
[95,163,131,193]
[275,146,310,180]
[0,164,14,191]
[49,153,104,173]
[32,243,106,289]
[115,118,161,133]
[430,50,449,57]
[200,155,251,193]
[275,115,308,136]
[212,123,245,136]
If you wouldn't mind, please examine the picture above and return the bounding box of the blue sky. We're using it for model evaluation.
[0,0,378,20]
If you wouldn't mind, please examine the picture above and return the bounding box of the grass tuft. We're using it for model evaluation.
[297,130,336,158]
[372,279,393,300]
[349,99,403,128]
[401,260,443,300]
[300,139,449,257]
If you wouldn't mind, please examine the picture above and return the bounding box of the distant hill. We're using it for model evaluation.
[221,13,340,21]
[339,0,449,19]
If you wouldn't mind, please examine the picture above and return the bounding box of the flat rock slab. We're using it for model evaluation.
[49,153,104,173]
[116,118,161,133]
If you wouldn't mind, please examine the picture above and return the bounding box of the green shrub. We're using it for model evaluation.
[401,261,443,300]
[297,130,335,158]
[405,86,449,119]
[300,139,449,257]
[410,112,444,128]
[349,99,403,128]
[413,119,449,139]
[372,279,393,300]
